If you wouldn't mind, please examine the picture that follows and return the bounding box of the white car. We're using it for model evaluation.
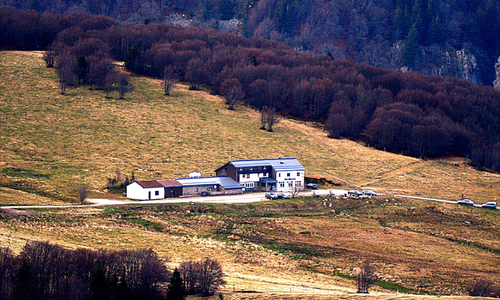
[457,199,474,206]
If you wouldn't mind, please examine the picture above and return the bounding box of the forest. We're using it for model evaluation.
[1,0,499,86]
[0,240,225,299]
[1,6,500,172]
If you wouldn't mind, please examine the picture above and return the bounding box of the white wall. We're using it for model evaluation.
[126,182,164,200]
[275,171,304,192]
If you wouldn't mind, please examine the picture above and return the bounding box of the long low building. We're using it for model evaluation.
[126,176,244,200]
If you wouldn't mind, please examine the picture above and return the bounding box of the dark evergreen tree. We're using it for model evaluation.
[166,268,185,300]
[219,0,235,20]
[402,23,419,67]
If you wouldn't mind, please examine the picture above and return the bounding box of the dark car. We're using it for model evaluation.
[265,192,278,199]
[457,199,474,206]
[277,193,290,199]
[348,190,363,197]
[306,183,318,189]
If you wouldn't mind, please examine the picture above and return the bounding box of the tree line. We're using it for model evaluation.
[0,240,225,299]
[2,6,500,171]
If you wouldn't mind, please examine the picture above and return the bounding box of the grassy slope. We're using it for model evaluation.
[0,51,499,298]
[1,51,499,205]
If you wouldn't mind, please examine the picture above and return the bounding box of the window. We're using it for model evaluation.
[279,173,281,177]
[247,174,250,178]
[155,190,159,196]
[288,182,293,187]
[287,173,290,177]
[297,172,300,177]
[279,182,285,188]
[295,181,302,187]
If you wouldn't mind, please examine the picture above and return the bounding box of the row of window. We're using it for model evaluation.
[244,182,255,188]
[278,172,302,178]
[278,181,302,188]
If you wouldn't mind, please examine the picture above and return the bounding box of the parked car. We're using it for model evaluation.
[277,193,290,199]
[362,190,377,196]
[348,190,363,197]
[265,192,278,199]
[200,191,208,197]
[481,202,497,209]
[306,183,318,189]
[457,199,474,206]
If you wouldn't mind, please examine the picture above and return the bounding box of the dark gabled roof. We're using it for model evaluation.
[175,176,244,190]
[215,158,304,172]
[157,180,182,188]
[135,181,164,188]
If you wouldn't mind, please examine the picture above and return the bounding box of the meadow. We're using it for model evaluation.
[0,51,499,298]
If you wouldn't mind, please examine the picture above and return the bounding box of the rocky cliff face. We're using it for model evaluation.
[392,45,482,84]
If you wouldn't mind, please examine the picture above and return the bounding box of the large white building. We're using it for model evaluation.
[215,158,305,192]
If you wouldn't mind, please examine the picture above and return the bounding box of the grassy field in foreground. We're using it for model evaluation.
[0,197,497,298]
[1,51,499,205]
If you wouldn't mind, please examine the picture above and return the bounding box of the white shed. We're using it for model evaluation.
[126,181,165,200]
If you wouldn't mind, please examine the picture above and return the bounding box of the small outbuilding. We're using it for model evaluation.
[126,181,165,200]
[157,180,183,198]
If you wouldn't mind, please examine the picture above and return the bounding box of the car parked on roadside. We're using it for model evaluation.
[306,183,318,189]
[481,202,497,209]
[457,199,474,206]
[362,190,377,196]
[348,190,363,197]
[265,192,278,200]
[277,193,290,199]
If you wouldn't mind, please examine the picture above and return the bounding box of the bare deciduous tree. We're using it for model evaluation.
[197,258,226,296]
[78,185,89,203]
[162,65,177,96]
[119,74,133,99]
[43,47,55,68]
[356,261,377,294]
[56,50,75,95]
[178,258,225,296]
[265,106,279,132]
[220,78,244,110]
[468,278,495,297]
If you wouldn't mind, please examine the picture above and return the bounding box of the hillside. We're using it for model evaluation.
[0,51,500,298]
[1,0,499,86]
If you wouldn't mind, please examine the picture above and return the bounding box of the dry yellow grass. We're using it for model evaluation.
[1,51,499,205]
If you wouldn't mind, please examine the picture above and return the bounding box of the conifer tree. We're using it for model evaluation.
[166,268,185,300]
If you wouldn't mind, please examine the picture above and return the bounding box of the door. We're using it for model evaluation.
[148,191,151,200]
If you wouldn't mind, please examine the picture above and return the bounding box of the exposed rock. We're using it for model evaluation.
[494,56,500,90]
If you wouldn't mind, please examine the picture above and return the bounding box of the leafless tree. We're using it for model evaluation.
[56,50,75,95]
[265,106,279,132]
[78,185,89,203]
[291,184,301,198]
[43,47,55,68]
[104,69,118,98]
[468,278,495,297]
[119,74,133,99]
[179,258,225,296]
[178,260,198,295]
[356,260,377,293]
[162,65,177,96]
[221,78,244,110]
[185,58,205,90]
[197,258,226,296]
[260,107,267,130]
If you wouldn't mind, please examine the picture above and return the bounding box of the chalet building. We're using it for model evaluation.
[215,158,305,192]
[157,180,183,198]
